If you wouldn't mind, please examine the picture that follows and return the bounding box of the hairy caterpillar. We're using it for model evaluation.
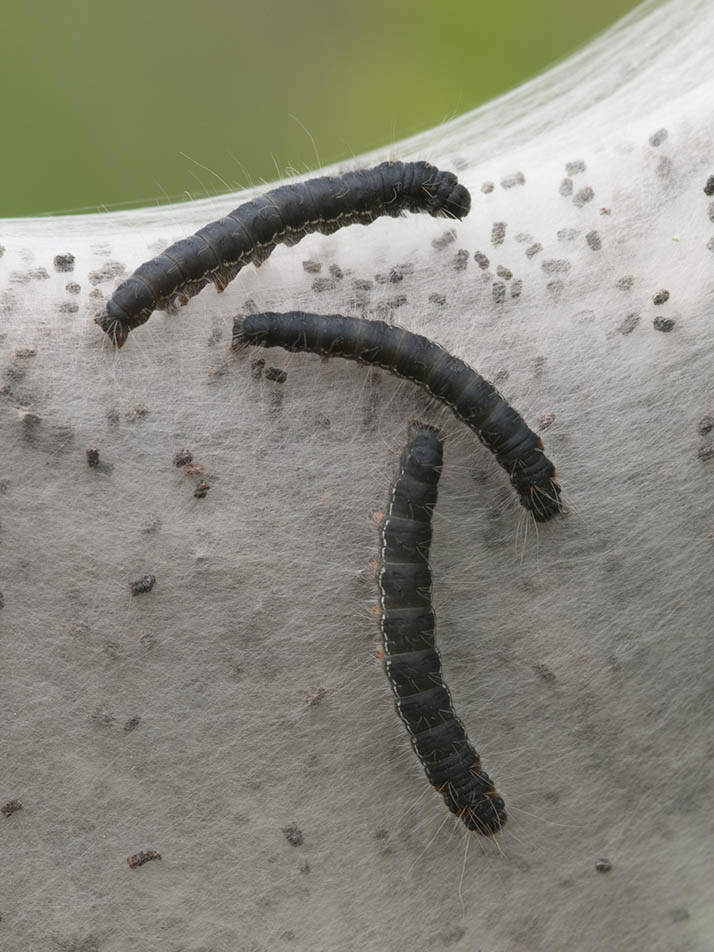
[232,311,562,521]
[96,161,471,347]
[379,422,506,834]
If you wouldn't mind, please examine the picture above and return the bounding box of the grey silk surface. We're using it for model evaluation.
[1,1,713,948]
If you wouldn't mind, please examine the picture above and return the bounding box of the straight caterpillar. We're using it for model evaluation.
[231,311,562,521]
[379,422,506,834]
[96,161,471,347]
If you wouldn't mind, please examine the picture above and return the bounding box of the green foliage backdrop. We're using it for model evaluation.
[1,0,640,216]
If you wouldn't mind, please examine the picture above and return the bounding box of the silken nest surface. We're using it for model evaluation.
[1,1,714,949]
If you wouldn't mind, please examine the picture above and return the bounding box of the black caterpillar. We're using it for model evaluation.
[379,422,506,834]
[96,161,471,347]
[232,311,561,521]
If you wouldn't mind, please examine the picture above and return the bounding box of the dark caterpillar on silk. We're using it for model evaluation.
[96,161,471,347]
[232,311,562,521]
[379,422,506,834]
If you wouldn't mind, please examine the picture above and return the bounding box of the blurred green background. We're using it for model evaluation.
[1,0,641,217]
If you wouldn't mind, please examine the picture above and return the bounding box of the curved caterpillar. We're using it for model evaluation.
[96,161,471,347]
[379,422,506,834]
[232,311,562,521]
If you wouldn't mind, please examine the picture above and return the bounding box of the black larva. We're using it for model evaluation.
[379,423,506,834]
[232,311,562,521]
[96,161,471,347]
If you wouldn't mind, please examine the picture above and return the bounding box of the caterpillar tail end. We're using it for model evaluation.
[94,308,130,348]
[443,182,471,220]
[423,167,471,220]
[455,790,507,836]
[406,418,443,441]
[468,798,507,836]
[523,479,564,522]
[230,315,249,352]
